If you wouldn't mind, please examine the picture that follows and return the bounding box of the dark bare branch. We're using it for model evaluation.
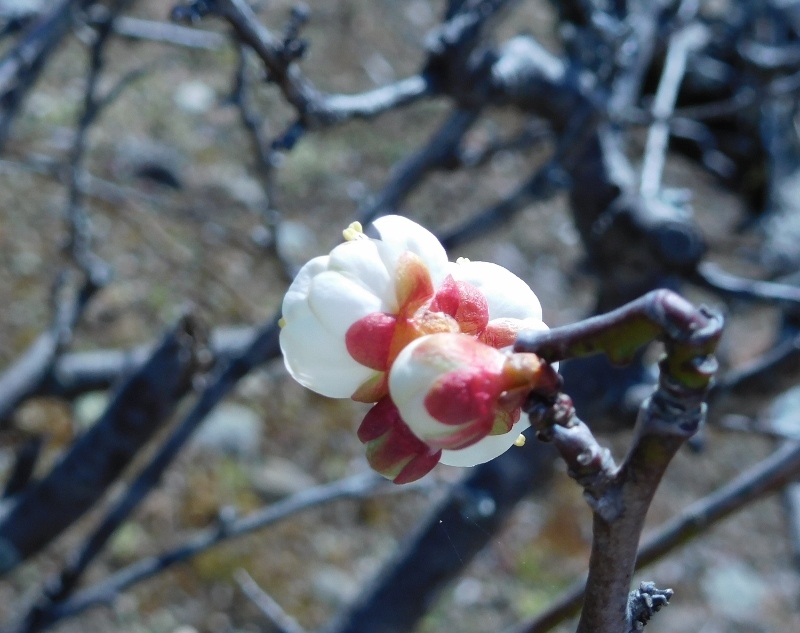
[40,325,256,399]
[695,262,800,305]
[184,0,432,129]
[0,0,91,151]
[324,440,556,633]
[0,314,205,575]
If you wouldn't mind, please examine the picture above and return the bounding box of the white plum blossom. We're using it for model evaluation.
[279,215,554,483]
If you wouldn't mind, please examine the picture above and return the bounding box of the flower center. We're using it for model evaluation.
[345,251,494,402]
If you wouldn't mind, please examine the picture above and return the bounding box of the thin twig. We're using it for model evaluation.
[437,160,561,251]
[17,472,391,631]
[673,89,757,121]
[438,103,597,251]
[191,0,432,129]
[235,569,307,633]
[0,0,86,151]
[229,43,295,278]
[0,273,97,420]
[112,16,225,49]
[709,333,800,420]
[0,2,145,422]
[64,0,139,286]
[358,108,480,226]
[640,22,709,198]
[231,44,275,195]
[695,261,800,305]
[455,119,551,168]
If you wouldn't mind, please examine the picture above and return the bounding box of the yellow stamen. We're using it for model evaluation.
[343,221,365,241]
[514,434,526,447]
[456,257,470,265]
[278,317,287,328]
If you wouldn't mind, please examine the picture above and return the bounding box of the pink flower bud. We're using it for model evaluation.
[357,396,441,484]
[389,333,560,460]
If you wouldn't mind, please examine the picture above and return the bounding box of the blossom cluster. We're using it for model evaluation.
[279,216,558,483]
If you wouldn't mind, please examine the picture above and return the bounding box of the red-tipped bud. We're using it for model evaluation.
[357,396,441,484]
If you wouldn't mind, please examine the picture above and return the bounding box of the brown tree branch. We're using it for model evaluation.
[521,289,722,632]
[509,439,800,633]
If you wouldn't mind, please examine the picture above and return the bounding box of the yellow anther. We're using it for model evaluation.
[278,317,287,328]
[514,434,526,447]
[456,257,470,265]
[343,221,366,241]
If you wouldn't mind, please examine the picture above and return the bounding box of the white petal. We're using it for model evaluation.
[388,336,456,442]
[328,240,398,311]
[449,261,542,321]
[440,418,530,466]
[373,215,449,286]
[280,303,376,398]
[308,271,385,338]
[282,256,329,322]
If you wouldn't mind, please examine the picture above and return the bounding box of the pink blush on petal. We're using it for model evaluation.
[423,368,498,427]
[346,312,397,371]
[430,275,460,316]
[453,280,489,335]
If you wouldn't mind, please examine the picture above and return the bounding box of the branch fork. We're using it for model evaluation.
[518,289,723,632]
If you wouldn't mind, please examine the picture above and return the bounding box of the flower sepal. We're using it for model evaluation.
[357,396,442,484]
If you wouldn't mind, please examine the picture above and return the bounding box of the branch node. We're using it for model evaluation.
[626,581,673,631]
[279,3,310,63]
[584,486,623,524]
[525,393,618,514]
[642,383,706,439]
